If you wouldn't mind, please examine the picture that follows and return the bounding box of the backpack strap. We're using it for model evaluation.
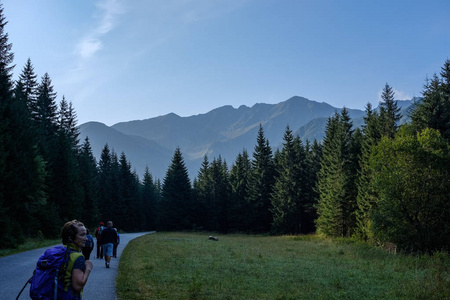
[15,275,33,300]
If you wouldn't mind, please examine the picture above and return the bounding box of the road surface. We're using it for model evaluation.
[0,231,154,300]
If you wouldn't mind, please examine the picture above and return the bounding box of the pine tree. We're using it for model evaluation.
[51,98,84,222]
[379,83,402,139]
[118,152,141,231]
[228,150,251,232]
[58,96,80,149]
[246,125,276,233]
[316,109,358,237]
[18,58,38,114]
[34,73,58,153]
[98,144,116,222]
[78,137,100,229]
[0,6,47,245]
[192,155,212,230]
[271,126,306,234]
[411,60,450,140]
[209,156,230,233]
[159,148,192,230]
[302,140,322,233]
[355,103,382,240]
[141,166,158,230]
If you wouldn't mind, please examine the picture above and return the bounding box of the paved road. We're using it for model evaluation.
[1,231,154,300]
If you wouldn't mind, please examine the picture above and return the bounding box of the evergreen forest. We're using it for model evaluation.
[0,4,449,253]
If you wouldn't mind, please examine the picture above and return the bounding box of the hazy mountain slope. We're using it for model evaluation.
[111,96,365,160]
[78,122,172,180]
[79,96,412,179]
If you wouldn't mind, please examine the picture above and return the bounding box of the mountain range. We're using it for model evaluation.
[78,96,415,180]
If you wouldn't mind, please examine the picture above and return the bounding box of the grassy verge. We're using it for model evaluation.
[0,238,60,258]
[117,232,449,300]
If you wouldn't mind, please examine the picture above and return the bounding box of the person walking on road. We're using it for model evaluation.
[95,222,104,259]
[113,228,120,258]
[100,221,118,268]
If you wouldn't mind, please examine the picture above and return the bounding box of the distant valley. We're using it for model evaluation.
[78,96,414,180]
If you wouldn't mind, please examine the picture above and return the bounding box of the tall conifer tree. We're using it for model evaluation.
[246,125,276,233]
[271,126,306,234]
[192,156,212,230]
[379,83,402,139]
[411,60,450,140]
[228,150,251,232]
[159,148,192,230]
[141,166,158,230]
[18,58,38,114]
[0,6,46,245]
[355,103,381,240]
[316,109,357,237]
[78,137,99,228]
[209,156,230,233]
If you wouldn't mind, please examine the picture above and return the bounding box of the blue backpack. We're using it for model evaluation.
[16,246,81,300]
[85,235,94,248]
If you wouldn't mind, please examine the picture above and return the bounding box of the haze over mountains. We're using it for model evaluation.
[79,96,414,180]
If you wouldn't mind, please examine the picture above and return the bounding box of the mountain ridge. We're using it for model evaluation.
[79,96,414,180]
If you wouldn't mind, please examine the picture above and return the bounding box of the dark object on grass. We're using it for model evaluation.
[208,236,219,241]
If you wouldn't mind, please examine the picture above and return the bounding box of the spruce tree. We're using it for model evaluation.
[228,150,251,232]
[302,139,322,233]
[411,60,450,140]
[34,73,58,153]
[0,6,48,245]
[118,152,141,231]
[209,156,230,233]
[141,166,158,230]
[246,125,276,233]
[355,103,381,240]
[316,109,357,237]
[78,137,99,229]
[98,144,116,222]
[51,97,84,222]
[18,58,38,114]
[159,147,192,230]
[379,83,402,139]
[271,126,306,234]
[192,156,212,230]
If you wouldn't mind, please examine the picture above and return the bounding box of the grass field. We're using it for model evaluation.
[116,232,449,300]
[0,238,60,258]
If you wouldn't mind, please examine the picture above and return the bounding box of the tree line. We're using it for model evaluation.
[1,4,448,253]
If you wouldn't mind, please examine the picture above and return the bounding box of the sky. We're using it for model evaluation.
[2,0,449,126]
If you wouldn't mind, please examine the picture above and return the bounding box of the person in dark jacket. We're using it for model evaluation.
[112,228,120,258]
[99,221,118,268]
[95,222,104,259]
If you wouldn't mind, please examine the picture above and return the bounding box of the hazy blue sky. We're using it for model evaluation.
[3,0,449,125]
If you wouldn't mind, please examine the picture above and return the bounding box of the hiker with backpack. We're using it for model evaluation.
[18,220,94,299]
[82,228,95,260]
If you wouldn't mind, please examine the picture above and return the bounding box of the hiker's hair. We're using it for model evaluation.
[61,220,85,244]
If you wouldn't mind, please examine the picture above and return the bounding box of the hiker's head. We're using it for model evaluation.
[100,222,104,226]
[62,220,86,246]
[107,221,113,227]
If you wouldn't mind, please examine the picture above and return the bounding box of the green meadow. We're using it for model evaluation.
[116,232,449,300]
[0,238,60,258]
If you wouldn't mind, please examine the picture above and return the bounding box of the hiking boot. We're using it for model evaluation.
[106,262,110,268]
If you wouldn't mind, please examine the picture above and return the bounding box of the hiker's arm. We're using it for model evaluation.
[72,260,93,292]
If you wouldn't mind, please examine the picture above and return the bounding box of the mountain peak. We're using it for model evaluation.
[79,96,414,180]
